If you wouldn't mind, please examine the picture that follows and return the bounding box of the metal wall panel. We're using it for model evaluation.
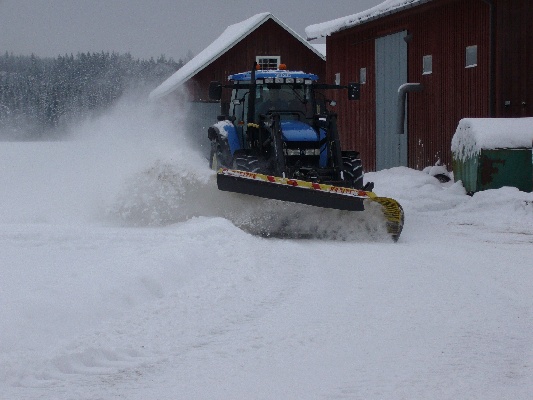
[375,31,408,170]
[495,0,533,117]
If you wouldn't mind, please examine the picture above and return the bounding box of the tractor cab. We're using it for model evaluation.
[227,69,329,169]
[228,68,320,127]
[207,65,363,184]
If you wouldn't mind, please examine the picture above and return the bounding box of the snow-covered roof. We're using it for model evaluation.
[306,0,432,40]
[311,43,326,57]
[451,118,533,162]
[150,12,326,100]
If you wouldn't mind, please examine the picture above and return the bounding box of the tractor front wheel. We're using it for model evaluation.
[232,152,262,173]
[342,154,364,189]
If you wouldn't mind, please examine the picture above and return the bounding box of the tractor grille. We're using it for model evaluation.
[285,148,321,156]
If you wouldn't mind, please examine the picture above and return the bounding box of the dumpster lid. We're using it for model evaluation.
[452,118,533,161]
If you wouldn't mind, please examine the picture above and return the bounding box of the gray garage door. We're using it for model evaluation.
[375,31,408,170]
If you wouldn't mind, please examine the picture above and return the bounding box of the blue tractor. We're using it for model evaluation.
[208,64,404,240]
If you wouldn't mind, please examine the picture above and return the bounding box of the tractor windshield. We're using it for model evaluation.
[255,84,312,119]
[229,84,314,125]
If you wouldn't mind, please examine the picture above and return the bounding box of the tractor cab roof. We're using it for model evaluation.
[228,69,319,82]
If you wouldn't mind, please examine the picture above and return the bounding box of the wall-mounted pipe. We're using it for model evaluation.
[482,0,495,117]
[397,82,423,135]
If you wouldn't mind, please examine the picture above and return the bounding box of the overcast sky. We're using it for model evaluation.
[0,0,381,61]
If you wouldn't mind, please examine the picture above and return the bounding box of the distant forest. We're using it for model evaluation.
[0,51,183,139]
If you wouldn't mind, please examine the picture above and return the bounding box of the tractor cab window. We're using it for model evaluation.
[314,90,328,115]
[230,83,314,125]
[255,84,312,120]
[229,87,249,125]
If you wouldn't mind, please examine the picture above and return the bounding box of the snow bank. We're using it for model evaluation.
[2,145,533,398]
[451,118,533,161]
[306,0,428,39]
[3,89,533,398]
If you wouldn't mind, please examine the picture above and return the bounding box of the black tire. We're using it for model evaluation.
[434,173,451,183]
[342,155,364,189]
[233,152,262,173]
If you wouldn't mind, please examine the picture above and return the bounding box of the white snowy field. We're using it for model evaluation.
[1,101,533,400]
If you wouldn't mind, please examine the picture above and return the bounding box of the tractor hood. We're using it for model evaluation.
[280,121,324,142]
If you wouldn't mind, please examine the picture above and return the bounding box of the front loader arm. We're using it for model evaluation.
[269,113,286,177]
[326,113,345,181]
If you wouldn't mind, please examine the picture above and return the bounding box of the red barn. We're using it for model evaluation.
[150,12,325,158]
[306,0,533,171]
[151,12,326,104]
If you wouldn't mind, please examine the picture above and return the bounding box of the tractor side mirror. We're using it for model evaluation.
[347,82,360,100]
[209,81,222,101]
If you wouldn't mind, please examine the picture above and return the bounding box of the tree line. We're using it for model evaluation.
[0,51,184,139]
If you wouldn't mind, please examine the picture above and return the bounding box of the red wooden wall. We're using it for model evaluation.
[185,19,326,102]
[325,0,528,171]
[495,0,533,118]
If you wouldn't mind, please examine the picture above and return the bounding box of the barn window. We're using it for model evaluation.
[359,68,367,84]
[422,55,432,75]
[335,73,341,85]
[466,45,477,68]
[256,56,280,70]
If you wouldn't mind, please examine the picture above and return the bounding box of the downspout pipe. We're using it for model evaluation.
[482,0,495,117]
[397,83,423,135]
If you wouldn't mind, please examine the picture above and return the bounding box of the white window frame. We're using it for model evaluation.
[466,45,478,68]
[359,67,367,84]
[256,56,280,70]
[422,55,432,75]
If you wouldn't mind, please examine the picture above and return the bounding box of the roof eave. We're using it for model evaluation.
[150,13,272,100]
[306,0,433,40]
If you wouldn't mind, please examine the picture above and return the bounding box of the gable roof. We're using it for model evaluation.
[150,12,326,100]
[305,0,432,40]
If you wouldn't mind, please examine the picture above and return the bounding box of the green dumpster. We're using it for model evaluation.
[451,118,533,194]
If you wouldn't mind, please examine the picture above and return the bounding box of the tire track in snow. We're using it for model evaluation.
[8,219,310,398]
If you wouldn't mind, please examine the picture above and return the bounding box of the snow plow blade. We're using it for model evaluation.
[217,168,404,241]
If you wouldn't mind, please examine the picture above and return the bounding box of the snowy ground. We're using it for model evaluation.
[1,100,533,399]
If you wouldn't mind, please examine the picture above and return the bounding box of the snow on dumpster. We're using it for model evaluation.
[451,118,533,194]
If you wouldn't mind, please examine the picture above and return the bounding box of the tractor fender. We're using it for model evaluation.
[208,121,241,155]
